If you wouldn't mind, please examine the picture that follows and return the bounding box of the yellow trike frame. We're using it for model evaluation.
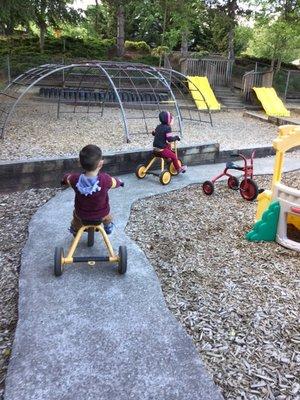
[135,142,182,185]
[54,221,127,276]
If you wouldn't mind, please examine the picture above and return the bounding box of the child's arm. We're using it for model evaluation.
[61,173,73,186]
[110,176,124,189]
[166,132,180,142]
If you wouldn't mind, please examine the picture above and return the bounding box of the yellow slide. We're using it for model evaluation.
[187,76,221,111]
[253,87,290,117]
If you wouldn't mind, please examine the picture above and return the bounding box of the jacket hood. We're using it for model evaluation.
[76,174,101,196]
[159,111,172,125]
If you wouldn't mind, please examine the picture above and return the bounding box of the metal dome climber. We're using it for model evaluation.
[0,61,212,142]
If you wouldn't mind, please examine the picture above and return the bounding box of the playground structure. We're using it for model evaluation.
[0,61,212,142]
[187,76,221,110]
[247,125,300,252]
[202,150,258,201]
[253,87,290,117]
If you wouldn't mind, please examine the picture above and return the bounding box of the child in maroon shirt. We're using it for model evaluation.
[152,111,187,173]
[62,144,124,235]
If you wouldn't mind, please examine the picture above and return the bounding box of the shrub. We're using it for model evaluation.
[151,46,170,58]
[125,40,150,53]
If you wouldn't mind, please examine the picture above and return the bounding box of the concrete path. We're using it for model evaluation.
[4,156,299,400]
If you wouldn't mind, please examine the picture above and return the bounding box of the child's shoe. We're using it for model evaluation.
[68,226,77,236]
[104,222,114,235]
[180,165,187,173]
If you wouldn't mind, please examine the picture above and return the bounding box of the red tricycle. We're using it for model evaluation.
[202,150,259,201]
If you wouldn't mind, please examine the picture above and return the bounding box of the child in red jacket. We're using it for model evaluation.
[152,111,187,173]
[62,144,124,235]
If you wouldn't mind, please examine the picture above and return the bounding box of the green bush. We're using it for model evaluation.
[151,46,170,58]
[0,35,160,78]
[125,40,150,53]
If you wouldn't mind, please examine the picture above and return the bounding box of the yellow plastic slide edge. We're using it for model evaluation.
[253,87,290,117]
[187,76,221,110]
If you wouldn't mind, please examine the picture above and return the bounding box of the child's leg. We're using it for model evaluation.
[70,211,83,235]
[160,147,181,172]
[102,214,114,234]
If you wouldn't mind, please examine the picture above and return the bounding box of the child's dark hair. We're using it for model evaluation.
[79,145,102,171]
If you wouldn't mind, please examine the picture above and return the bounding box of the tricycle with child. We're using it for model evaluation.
[55,144,127,276]
[135,111,187,185]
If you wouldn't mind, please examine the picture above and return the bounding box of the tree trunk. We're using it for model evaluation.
[180,29,189,74]
[39,23,46,53]
[227,0,237,60]
[95,0,99,34]
[116,3,125,57]
[227,27,234,60]
[276,58,282,73]
[159,0,168,67]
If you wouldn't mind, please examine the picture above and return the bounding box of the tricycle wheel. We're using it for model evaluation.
[135,164,147,179]
[159,170,171,185]
[239,178,258,201]
[168,159,182,176]
[202,180,214,195]
[118,246,127,274]
[87,228,94,247]
[227,176,239,190]
[54,247,64,277]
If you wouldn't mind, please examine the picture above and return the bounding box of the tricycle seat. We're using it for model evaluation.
[226,161,243,171]
[82,219,102,226]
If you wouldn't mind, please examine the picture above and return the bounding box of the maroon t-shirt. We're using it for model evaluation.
[66,172,120,220]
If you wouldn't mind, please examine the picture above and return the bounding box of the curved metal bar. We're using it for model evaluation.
[141,70,164,113]
[96,64,130,142]
[2,64,78,137]
[57,65,76,118]
[118,66,148,134]
[1,63,130,142]
[72,66,93,113]
[161,68,212,126]
[149,67,183,137]
[3,64,55,92]
[163,72,199,122]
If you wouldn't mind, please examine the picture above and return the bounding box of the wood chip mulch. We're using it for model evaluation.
[0,188,59,400]
[126,171,300,400]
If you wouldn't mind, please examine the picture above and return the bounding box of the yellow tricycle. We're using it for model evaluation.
[135,141,183,185]
[54,220,127,276]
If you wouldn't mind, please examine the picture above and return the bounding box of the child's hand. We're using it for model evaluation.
[60,179,69,190]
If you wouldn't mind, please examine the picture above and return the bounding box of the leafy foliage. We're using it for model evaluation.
[124,40,150,53]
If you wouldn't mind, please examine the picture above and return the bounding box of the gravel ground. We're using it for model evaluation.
[0,101,280,161]
[126,171,300,400]
[0,188,59,400]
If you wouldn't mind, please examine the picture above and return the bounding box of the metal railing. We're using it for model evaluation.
[185,58,233,87]
[242,69,274,102]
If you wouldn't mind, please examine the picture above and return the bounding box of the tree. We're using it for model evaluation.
[234,25,253,56]
[84,2,113,39]
[0,0,31,34]
[30,0,81,52]
[247,20,300,69]
[246,0,300,68]
[101,0,129,57]
[204,0,253,59]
